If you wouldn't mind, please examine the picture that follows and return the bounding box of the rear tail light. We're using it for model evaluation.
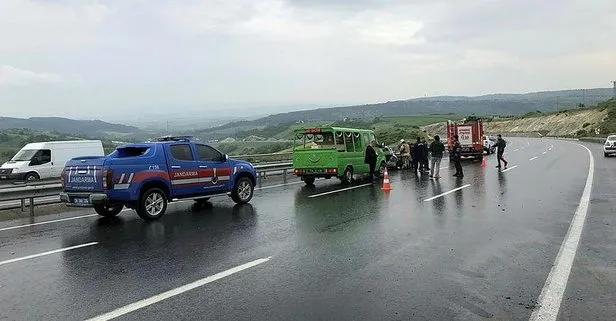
[103,169,113,190]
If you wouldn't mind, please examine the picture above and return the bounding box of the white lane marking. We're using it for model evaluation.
[257,181,304,190]
[85,257,272,321]
[308,183,373,198]
[501,165,518,172]
[529,143,594,321]
[514,149,520,152]
[0,242,98,266]
[423,184,471,202]
[0,209,131,233]
[0,214,98,232]
[440,166,449,169]
[529,157,539,161]
[542,151,548,155]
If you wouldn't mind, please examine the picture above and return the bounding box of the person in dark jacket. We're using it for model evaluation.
[412,137,423,174]
[364,140,378,180]
[429,135,445,178]
[421,138,430,171]
[452,134,463,177]
[495,134,509,169]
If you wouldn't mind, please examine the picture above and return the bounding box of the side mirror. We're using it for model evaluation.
[223,154,229,162]
[380,143,385,148]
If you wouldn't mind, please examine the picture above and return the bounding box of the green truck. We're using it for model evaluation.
[292,126,387,185]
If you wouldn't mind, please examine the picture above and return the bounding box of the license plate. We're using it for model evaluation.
[0,176,6,179]
[305,169,325,173]
[73,198,90,204]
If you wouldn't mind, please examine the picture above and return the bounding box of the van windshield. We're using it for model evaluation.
[294,131,341,150]
[11,149,38,161]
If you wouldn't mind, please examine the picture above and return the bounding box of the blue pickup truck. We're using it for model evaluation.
[59,136,257,220]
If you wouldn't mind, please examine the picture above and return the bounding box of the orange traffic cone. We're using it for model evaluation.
[481,155,486,168]
[381,167,392,191]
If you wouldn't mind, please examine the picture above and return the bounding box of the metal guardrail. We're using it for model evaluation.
[230,152,292,164]
[0,162,293,216]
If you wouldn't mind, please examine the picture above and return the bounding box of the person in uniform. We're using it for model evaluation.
[399,139,410,169]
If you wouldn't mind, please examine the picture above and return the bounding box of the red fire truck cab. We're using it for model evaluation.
[446,117,485,160]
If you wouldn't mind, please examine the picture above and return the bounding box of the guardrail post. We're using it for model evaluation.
[29,197,34,216]
[258,172,263,188]
[283,169,287,183]
[21,199,25,212]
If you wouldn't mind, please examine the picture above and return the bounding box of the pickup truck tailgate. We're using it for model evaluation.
[63,157,106,192]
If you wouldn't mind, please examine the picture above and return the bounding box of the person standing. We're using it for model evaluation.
[452,135,463,177]
[399,139,410,169]
[495,134,509,169]
[411,138,422,174]
[421,138,430,171]
[429,135,445,178]
[365,140,378,181]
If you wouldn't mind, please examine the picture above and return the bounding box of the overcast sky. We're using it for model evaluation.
[0,0,615,120]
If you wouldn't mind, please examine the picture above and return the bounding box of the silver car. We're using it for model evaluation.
[604,135,616,157]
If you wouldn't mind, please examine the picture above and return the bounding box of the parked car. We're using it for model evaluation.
[603,134,616,157]
[59,136,257,220]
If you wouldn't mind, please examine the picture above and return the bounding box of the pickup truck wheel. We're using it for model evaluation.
[231,177,254,204]
[94,204,124,217]
[137,188,168,220]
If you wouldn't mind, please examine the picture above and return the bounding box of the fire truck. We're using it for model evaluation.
[446,116,485,160]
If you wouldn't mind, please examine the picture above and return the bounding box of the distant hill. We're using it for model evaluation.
[189,88,614,141]
[0,117,147,138]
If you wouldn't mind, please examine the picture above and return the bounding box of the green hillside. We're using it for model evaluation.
[0,117,149,139]
[187,88,613,138]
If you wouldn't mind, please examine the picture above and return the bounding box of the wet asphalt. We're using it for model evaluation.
[0,138,614,321]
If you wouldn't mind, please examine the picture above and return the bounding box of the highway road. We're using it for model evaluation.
[0,138,614,321]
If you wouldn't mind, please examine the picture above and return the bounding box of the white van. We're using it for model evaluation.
[0,140,105,181]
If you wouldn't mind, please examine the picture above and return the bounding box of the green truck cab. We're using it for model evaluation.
[292,127,387,185]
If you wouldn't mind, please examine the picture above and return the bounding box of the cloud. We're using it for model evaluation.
[0,0,113,55]
[0,65,63,86]
[162,0,424,45]
[1,0,615,119]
